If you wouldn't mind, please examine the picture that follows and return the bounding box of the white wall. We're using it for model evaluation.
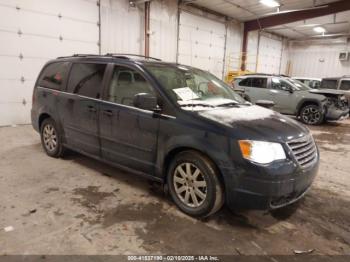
[246,31,259,72]
[257,33,282,74]
[149,0,178,62]
[100,0,144,55]
[0,0,244,126]
[289,39,350,78]
[280,39,290,75]
[246,31,286,74]
[224,20,243,74]
[0,0,99,126]
[178,8,227,78]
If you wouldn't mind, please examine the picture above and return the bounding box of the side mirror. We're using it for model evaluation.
[282,86,294,93]
[256,100,275,109]
[133,93,159,111]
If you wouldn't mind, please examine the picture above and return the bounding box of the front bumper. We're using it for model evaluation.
[221,157,319,210]
[325,106,349,121]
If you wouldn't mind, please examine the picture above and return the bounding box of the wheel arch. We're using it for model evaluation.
[38,112,66,143]
[297,99,322,116]
[38,113,52,130]
[162,146,226,189]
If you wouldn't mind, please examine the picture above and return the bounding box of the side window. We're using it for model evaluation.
[67,63,107,99]
[107,66,155,106]
[313,81,321,89]
[321,80,337,89]
[271,78,293,91]
[38,62,70,90]
[339,80,350,91]
[250,78,267,88]
[238,78,251,87]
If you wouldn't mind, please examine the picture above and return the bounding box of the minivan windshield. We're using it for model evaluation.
[144,64,246,108]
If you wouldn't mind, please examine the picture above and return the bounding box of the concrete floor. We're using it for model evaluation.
[1,120,350,256]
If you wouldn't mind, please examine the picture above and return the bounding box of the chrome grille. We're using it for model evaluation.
[287,135,317,168]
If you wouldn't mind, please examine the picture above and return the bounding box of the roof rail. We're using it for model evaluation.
[57,54,101,59]
[244,73,291,77]
[105,53,162,61]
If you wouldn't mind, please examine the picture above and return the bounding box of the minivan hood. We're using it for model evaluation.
[197,105,309,142]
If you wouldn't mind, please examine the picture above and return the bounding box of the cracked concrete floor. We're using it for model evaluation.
[0,119,350,255]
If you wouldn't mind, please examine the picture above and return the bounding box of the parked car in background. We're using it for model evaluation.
[293,77,321,89]
[321,76,350,106]
[32,54,319,218]
[233,74,349,125]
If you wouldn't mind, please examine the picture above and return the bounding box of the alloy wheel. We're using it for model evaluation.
[43,124,57,152]
[173,163,207,208]
[302,107,321,125]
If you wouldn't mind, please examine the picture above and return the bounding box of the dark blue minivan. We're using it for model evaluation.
[31,54,319,217]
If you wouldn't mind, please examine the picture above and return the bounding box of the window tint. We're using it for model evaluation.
[238,78,251,86]
[250,78,267,88]
[321,80,338,89]
[67,63,107,98]
[38,62,70,90]
[313,80,321,89]
[107,66,155,107]
[238,78,266,88]
[340,80,350,91]
[271,78,293,91]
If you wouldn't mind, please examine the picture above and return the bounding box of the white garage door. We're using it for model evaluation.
[0,0,99,126]
[257,35,282,74]
[178,11,226,78]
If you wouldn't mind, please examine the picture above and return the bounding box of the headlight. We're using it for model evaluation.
[238,140,286,164]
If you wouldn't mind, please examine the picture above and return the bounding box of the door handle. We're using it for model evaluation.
[87,105,97,113]
[102,109,113,116]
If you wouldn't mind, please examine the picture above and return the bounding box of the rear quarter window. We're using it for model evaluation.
[339,80,350,91]
[38,62,70,90]
[67,63,107,99]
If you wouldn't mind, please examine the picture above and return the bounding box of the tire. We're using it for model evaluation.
[299,104,324,125]
[40,118,65,158]
[167,150,224,218]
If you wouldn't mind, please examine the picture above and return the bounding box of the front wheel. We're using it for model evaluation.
[299,105,324,125]
[167,151,224,218]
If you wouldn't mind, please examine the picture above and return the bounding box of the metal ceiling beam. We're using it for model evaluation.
[241,0,350,71]
[244,0,350,31]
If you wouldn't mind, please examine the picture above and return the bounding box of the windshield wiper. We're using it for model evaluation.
[216,101,241,107]
[179,103,215,108]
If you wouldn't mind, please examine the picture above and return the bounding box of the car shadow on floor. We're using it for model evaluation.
[61,149,294,230]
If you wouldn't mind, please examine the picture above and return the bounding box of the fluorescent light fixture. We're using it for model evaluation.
[313,26,326,33]
[260,0,280,7]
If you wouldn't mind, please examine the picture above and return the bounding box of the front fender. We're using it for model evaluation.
[296,98,324,115]
[156,132,235,182]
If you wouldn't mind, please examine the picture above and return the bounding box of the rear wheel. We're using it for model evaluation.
[299,104,324,125]
[40,118,65,158]
[167,151,224,218]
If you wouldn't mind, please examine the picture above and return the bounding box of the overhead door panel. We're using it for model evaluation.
[178,11,226,78]
[257,35,282,74]
[0,0,99,126]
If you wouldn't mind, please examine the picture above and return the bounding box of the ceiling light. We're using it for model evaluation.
[313,26,326,33]
[260,0,280,7]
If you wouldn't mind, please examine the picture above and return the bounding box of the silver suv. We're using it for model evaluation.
[321,76,350,105]
[233,74,349,125]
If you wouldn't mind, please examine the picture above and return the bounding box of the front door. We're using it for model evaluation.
[99,65,159,174]
[269,77,296,114]
[60,62,107,156]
